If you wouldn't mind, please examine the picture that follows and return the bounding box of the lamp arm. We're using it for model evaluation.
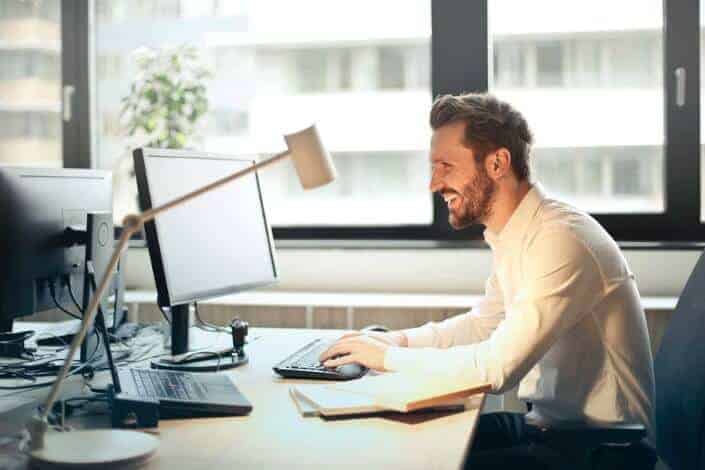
[141,149,290,222]
[31,149,291,447]
[39,226,135,424]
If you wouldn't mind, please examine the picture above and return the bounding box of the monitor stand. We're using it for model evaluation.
[0,317,12,334]
[151,303,248,372]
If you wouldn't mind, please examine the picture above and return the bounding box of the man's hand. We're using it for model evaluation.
[319,331,407,371]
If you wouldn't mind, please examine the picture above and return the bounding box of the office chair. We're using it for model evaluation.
[651,247,705,470]
[465,248,705,470]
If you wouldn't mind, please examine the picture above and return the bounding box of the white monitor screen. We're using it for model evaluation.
[140,152,277,305]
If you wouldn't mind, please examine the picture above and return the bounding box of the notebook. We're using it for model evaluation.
[291,372,490,417]
[291,384,384,416]
[330,372,491,412]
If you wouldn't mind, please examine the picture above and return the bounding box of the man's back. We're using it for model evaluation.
[515,194,655,434]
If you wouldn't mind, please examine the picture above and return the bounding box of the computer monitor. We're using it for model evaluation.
[133,148,278,371]
[0,166,113,362]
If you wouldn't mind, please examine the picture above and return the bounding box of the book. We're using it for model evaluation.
[291,384,383,416]
[289,387,320,417]
[330,372,491,412]
[290,372,490,417]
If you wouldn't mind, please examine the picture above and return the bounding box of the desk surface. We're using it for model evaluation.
[2,327,484,470]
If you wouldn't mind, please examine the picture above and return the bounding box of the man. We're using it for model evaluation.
[320,93,655,467]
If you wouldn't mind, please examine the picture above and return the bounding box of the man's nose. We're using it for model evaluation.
[429,172,442,193]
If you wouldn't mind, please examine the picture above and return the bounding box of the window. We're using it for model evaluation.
[493,42,525,88]
[21,1,704,242]
[610,36,659,88]
[535,41,564,87]
[490,0,664,215]
[95,0,432,228]
[97,54,122,81]
[569,39,602,87]
[379,47,406,90]
[209,109,249,136]
[296,49,328,93]
[0,0,61,167]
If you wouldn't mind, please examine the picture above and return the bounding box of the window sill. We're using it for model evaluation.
[128,238,705,251]
[125,289,677,312]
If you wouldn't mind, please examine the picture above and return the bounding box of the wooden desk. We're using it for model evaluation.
[1,327,484,470]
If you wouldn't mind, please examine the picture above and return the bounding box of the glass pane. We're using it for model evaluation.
[490,0,664,213]
[95,0,432,227]
[0,0,62,166]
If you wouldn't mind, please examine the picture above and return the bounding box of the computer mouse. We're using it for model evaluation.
[361,324,389,333]
[335,362,368,380]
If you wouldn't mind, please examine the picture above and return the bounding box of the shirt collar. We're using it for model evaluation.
[484,183,547,249]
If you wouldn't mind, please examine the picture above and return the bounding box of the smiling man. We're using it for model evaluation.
[320,93,656,467]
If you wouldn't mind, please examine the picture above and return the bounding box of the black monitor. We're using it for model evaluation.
[133,148,278,371]
[0,166,113,361]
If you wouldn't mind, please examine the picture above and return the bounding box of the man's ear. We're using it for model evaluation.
[486,148,512,180]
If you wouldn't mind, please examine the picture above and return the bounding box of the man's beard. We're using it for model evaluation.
[449,168,495,229]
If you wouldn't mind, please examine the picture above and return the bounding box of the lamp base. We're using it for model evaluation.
[29,429,158,469]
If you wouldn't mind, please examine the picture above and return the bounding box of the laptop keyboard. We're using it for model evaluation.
[130,368,206,401]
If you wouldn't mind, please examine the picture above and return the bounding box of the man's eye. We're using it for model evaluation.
[432,163,451,176]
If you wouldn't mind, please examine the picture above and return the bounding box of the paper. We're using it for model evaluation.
[292,384,382,416]
[289,388,319,417]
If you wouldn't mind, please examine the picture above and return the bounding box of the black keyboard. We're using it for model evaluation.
[130,368,207,401]
[273,338,368,380]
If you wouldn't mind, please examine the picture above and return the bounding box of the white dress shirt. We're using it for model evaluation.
[384,184,655,434]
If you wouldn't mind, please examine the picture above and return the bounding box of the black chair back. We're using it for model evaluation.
[654,249,705,469]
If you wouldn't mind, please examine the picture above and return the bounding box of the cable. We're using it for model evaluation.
[33,330,69,349]
[0,349,98,390]
[193,302,230,333]
[0,322,103,390]
[66,275,83,314]
[49,279,81,320]
[67,274,126,345]
[49,278,111,357]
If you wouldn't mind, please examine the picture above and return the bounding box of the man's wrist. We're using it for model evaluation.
[389,331,408,347]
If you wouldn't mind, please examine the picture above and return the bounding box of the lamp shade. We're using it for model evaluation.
[284,124,337,189]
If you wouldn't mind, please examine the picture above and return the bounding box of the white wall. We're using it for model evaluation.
[125,246,700,297]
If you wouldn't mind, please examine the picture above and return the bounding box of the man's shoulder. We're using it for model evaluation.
[529,197,599,242]
[527,196,627,276]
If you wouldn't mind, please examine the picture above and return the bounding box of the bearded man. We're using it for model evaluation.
[321,93,656,468]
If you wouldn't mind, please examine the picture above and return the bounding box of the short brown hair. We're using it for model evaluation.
[429,93,533,181]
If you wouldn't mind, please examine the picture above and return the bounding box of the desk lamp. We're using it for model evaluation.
[27,125,336,468]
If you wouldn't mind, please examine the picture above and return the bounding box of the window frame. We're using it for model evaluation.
[67,0,704,243]
[61,0,93,169]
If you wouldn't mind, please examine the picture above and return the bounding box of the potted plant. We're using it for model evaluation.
[112,44,212,225]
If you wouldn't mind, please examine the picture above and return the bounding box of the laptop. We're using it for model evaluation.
[96,310,251,419]
[115,366,252,418]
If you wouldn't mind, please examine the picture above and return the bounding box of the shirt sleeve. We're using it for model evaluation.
[402,268,506,348]
[384,230,604,393]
